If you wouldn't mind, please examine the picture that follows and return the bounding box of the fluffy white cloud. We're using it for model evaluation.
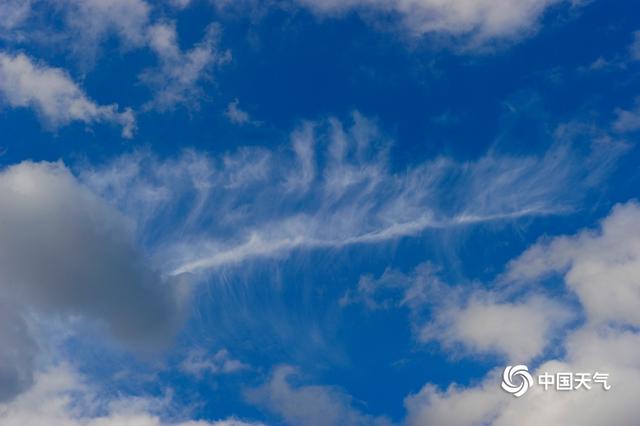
[0,161,188,399]
[141,22,230,111]
[506,201,640,326]
[294,0,568,44]
[246,366,393,426]
[0,366,262,426]
[404,201,640,425]
[343,264,571,362]
[81,113,619,276]
[421,295,572,362]
[0,52,136,137]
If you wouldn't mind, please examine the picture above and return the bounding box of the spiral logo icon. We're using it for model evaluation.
[501,365,534,397]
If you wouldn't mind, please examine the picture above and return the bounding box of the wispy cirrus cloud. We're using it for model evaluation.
[141,22,230,111]
[80,112,624,276]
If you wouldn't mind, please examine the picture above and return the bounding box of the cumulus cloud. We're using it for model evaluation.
[246,366,393,426]
[81,113,623,276]
[293,0,568,45]
[141,22,230,111]
[0,161,188,400]
[343,264,572,362]
[506,201,640,326]
[402,201,640,425]
[421,294,572,362]
[0,52,136,137]
[0,366,263,426]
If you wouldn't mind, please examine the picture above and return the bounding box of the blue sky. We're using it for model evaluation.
[1,1,640,425]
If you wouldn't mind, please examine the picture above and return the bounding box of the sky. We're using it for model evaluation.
[1,0,640,425]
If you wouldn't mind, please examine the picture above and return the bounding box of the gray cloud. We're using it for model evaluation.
[0,303,37,403]
[0,161,189,400]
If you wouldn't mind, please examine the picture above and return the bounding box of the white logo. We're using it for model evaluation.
[501,365,534,397]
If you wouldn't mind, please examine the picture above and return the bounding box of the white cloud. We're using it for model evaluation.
[141,22,230,111]
[0,52,136,137]
[7,2,229,111]
[0,161,189,399]
[181,349,249,378]
[343,264,571,362]
[613,99,640,133]
[0,0,31,32]
[506,201,640,326]
[0,366,263,426]
[168,0,193,10]
[421,295,572,362]
[225,99,252,125]
[60,0,151,62]
[294,0,567,45]
[246,366,393,426]
[405,328,640,426]
[403,201,640,425]
[79,114,621,276]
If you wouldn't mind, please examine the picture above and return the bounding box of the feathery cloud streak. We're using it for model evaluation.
[81,113,622,276]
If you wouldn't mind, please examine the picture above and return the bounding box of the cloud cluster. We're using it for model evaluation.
[1,0,229,127]
[0,366,262,426]
[0,161,188,401]
[343,264,572,362]
[401,201,640,425]
[0,52,136,137]
[81,113,617,276]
